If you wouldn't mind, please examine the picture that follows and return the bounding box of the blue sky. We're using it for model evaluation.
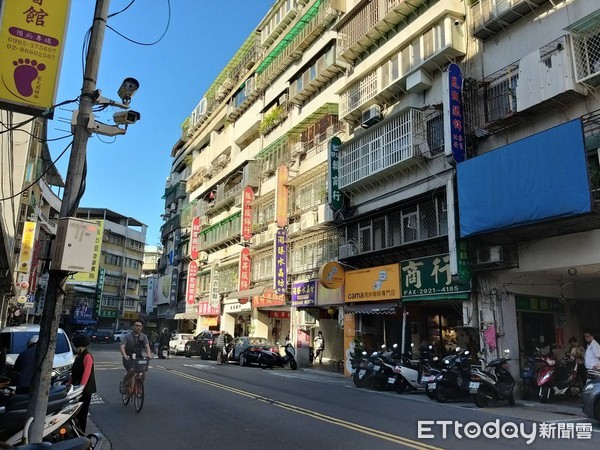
[48,0,273,245]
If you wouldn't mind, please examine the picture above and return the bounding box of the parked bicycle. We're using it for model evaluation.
[121,358,149,412]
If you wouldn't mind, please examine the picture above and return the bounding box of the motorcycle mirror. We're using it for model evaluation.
[381,344,386,349]
[433,356,439,361]
[362,351,367,356]
[444,359,450,364]
[455,347,461,352]
[504,349,510,355]
[393,343,398,349]
[411,343,414,348]
[429,345,433,350]
[464,351,470,355]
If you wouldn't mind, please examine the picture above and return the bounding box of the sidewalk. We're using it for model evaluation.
[86,417,111,450]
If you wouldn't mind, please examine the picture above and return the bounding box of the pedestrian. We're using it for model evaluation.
[158,327,170,359]
[313,331,325,364]
[149,330,159,353]
[584,331,600,371]
[568,336,586,384]
[216,330,226,365]
[13,335,38,394]
[70,334,96,433]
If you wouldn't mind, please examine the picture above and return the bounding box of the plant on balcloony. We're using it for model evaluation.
[350,335,365,360]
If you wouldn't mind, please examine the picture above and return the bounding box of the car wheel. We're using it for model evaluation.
[240,353,247,367]
[474,391,488,408]
[290,359,297,370]
[435,386,448,403]
[200,347,209,360]
[184,348,191,358]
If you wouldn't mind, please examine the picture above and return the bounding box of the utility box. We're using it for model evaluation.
[51,218,98,272]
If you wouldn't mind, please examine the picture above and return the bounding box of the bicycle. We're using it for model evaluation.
[121,358,149,412]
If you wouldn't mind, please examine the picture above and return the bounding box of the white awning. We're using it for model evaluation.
[226,286,267,300]
[174,312,198,320]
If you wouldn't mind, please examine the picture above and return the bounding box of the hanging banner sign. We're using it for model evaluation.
[241,187,254,241]
[444,63,466,164]
[190,216,201,259]
[186,261,198,305]
[17,221,36,273]
[274,228,287,295]
[328,137,343,211]
[239,247,251,291]
[275,165,289,228]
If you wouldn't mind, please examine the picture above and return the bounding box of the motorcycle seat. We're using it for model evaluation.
[17,436,91,450]
[6,386,67,408]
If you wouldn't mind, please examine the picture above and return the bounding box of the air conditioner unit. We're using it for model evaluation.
[288,222,300,234]
[265,223,278,242]
[361,105,382,127]
[476,246,504,265]
[279,93,289,106]
[338,244,356,259]
[251,234,262,246]
[300,211,317,229]
[198,251,209,262]
[291,141,306,158]
[299,309,316,325]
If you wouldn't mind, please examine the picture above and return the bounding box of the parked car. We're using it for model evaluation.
[169,333,194,355]
[227,336,279,366]
[90,331,113,344]
[185,331,233,359]
[582,371,600,420]
[112,330,130,342]
[0,324,75,385]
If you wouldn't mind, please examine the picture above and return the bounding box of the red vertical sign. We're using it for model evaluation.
[191,216,201,260]
[241,187,254,241]
[186,261,198,305]
[239,247,251,291]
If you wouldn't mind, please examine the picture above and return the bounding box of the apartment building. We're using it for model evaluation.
[163,0,600,372]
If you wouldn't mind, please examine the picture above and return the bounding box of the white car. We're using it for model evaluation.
[169,333,194,355]
[112,330,130,342]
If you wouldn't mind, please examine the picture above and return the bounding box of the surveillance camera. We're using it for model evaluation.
[113,110,141,125]
[117,77,139,104]
[454,19,463,26]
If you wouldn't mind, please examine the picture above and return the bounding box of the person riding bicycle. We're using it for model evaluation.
[120,320,153,394]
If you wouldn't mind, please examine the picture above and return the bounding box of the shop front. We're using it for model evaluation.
[252,288,288,343]
[196,301,220,333]
[222,299,252,337]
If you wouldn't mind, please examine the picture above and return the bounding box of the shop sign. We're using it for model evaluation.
[444,63,466,164]
[515,295,565,313]
[202,317,219,327]
[328,137,343,211]
[186,261,198,305]
[123,311,139,320]
[291,280,316,306]
[345,264,400,303]
[239,247,251,291]
[275,165,288,227]
[209,265,220,308]
[190,217,201,259]
[198,301,220,316]
[0,0,70,116]
[401,253,471,299]
[241,187,254,241]
[70,219,104,283]
[224,302,251,313]
[253,288,286,308]
[169,268,179,307]
[17,221,36,273]
[318,261,345,289]
[274,228,287,295]
[99,310,117,318]
[269,311,290,319]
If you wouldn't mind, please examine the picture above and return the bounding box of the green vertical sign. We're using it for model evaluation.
[328,137,343,211]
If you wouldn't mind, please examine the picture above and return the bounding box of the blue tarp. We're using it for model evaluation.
[457,119,592,237]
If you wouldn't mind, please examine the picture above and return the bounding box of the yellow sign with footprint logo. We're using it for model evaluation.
[0,0,71,116]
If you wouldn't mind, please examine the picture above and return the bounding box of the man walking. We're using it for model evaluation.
[584,331,600,371]
[314,331,325,364]
[158,328,170,359]
[216,330,226,365]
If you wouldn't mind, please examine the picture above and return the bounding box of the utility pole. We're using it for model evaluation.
[27,0,110,442]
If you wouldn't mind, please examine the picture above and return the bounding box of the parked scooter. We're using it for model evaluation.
[537,351,582,403]
[0,384,85,446]
[470,349,515,407]
[258,342,298,370]
[428,348,474,403]
[519,352,541,400]
[393,344,441,394]
[10,417,104,449]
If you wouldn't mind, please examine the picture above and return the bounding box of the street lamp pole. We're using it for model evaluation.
[26,0,110,442]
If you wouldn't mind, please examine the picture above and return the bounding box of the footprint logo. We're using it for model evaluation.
[13,58,46,97]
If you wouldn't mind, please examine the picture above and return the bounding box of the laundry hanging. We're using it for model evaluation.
[483,325,497,350]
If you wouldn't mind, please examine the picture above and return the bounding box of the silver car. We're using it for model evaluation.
[582,371,600,420]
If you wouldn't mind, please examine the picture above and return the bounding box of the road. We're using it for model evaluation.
[87,343,598,449]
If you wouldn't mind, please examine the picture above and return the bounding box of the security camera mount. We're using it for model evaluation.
[93,89,130,110]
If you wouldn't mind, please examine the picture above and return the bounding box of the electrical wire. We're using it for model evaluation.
[108,0,137,19]
[106,0,171,46]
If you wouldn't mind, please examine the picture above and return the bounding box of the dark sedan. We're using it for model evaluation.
[90,331,113,344]
[184,331,232,359]
[227,336,279,366]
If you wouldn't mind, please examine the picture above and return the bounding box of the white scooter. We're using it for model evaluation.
[392,344,441,394]
[0,384,85,446]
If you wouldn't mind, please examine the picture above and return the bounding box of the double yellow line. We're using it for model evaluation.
[161,367,443,450]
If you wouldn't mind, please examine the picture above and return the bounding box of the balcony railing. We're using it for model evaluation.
[339,108,436,190]
[470,0,549,40]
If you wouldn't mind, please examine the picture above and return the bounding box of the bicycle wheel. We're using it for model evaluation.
[133,377,144,412]
[121,383,130,406]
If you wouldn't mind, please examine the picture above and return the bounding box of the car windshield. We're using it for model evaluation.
[2,331,70,354]
[248,338,269,345]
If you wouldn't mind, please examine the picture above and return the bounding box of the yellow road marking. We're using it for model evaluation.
[159,367,443,450]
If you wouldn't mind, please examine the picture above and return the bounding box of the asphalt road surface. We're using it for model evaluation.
[86,343,599,449]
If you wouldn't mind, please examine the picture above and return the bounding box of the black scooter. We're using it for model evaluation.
[429,348,473,403]
[258,343,298,370]
[470,349,515,407]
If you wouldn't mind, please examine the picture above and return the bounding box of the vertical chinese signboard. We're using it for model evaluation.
[190,216,201,259]
[186,261,198,305]
[0,0,71,116]
[17,221,36,273]
[444,63,466,164]
[274,229,287,294]
[209,265,220,308]
[169,268,179,307]
[275,165,288,228]
[241,187,254,241]
[328,137,343,211]
[239,247,251,292]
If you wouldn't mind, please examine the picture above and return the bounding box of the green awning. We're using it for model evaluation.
[199,212,241,236]
[401,293,470,302]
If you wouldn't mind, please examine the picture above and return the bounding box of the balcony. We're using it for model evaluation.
[339,14,466,120]
[198,212,242,251]
[470,0,550,41]
[339,108,441,191]
[163,181,187,205]
[255,0,340,91]
[336,0,426,63]
[569,15,600,88]
[464,36,587,137]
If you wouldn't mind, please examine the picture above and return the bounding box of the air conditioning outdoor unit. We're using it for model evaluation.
[300,211,317,229]
[288,222,300,234]
[279,93,289,106]
[291,141,306,158]
[198,251,209,262]
[338,244,356,259]
[476,246,504,265]
[361,105,382,128]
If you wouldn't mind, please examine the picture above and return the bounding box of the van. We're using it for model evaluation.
[0,324,75,385]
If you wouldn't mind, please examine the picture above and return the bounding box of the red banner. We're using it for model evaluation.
[198,301,220,316]
[186,261,198,305]
[191,217,201,259]
[239,247,251,292]
[253,287,286,308]
[268,311,290,319]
